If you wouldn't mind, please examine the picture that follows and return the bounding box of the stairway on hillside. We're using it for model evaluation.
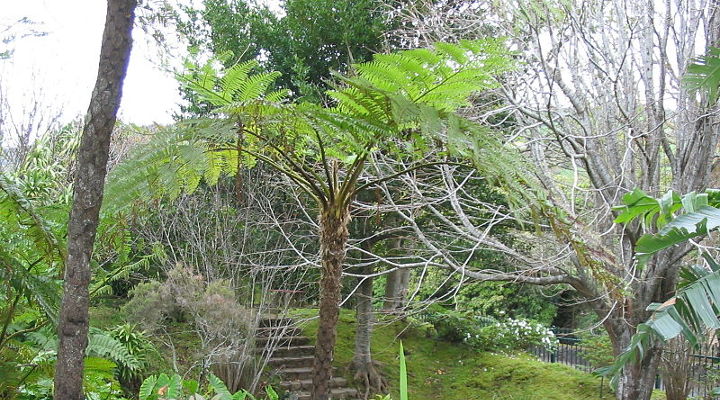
[258,317,359,400]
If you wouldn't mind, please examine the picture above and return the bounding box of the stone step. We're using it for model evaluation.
[294,387,359,400]
[273,366,314,380]
[268,355,315,369]
[278,377,348,391]
[257,335,311,347]
[270,345,315,358]
[273,366,336,380]
[257,326,303,337]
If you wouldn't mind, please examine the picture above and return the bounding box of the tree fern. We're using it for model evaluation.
[0,173,66,266]
[331,39,512,118]
[108,39,531,400]
[0,247,61,323]
[106,40,528,213]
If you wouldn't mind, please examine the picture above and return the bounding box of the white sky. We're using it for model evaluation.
[1,0,185,126]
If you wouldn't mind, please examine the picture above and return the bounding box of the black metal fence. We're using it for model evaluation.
[531,329,593,373]
[530,328,720,399]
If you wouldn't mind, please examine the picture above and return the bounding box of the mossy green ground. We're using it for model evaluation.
[291,309,612,400]
[90,304,665,400]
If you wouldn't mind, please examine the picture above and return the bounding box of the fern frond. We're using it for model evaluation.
[237,71,282,102]
[0,173,66,266]
[87,328,143,373]
[220,60,258,95]
[0,248,61,323]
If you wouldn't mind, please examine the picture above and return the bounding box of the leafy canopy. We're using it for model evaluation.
[105,39,529,211]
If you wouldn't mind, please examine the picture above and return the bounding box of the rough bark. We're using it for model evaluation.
[311,206,350,400]
[53,1,136,398]
[605,319,663,400]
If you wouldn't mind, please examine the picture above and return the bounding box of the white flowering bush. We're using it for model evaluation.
[464,318,558,352]
[420,307,557,353]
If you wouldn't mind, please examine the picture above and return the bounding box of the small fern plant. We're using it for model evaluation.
[139,373,278,400]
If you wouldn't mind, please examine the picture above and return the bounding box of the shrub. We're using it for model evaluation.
[465,318,558,352]
[578,330,614,369]
[122,281,175,331]
[454,281,558,326]
[420,308,557,353]
[108,324,157,396]
[123,265,257,391]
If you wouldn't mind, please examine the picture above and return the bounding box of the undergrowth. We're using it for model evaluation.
[291,309,610,400]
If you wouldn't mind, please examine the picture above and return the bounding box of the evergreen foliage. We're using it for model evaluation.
[172,0,387,106]
[105,40,529,212]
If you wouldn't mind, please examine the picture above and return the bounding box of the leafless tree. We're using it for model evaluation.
[0,74,65,170]
[385,1,720,398]
[130,167,319,392]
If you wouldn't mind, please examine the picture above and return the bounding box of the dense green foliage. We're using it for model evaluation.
[0,122,162,399]
[138,373,278,400]
[17,1,720,396]
[174,0,387,110]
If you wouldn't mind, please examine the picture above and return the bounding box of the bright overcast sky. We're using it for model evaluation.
[2,0,185,126]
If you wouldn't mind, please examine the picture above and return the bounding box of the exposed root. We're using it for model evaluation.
[349,359,388,400]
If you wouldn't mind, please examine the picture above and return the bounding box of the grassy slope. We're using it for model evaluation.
[90,304,664,400]
[292,309,608,400]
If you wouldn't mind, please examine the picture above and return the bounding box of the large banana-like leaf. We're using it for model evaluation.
[634,205,720,264]
[604,195,720,382]
[613,189,720,266]
[684,47,720,104]
[601,264,720,380]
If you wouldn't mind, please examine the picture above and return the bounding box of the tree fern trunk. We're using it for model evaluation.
[311,206,350,400]
[54,1,136,398]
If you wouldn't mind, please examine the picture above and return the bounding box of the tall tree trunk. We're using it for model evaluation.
[616,354,662,400]
[54,1,136,398]
[382,269,409,312]
[609,322,663,400]
[311,206,350,400]
[596,296,674,400]
[382,238,408,312]
[351,252,387,399]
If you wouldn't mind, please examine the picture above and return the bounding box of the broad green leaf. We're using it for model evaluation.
[183,379,199,395]
[139,375,158,400]
[166,374,183,399]
[208,374,233,400]
[684,47,720,104]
